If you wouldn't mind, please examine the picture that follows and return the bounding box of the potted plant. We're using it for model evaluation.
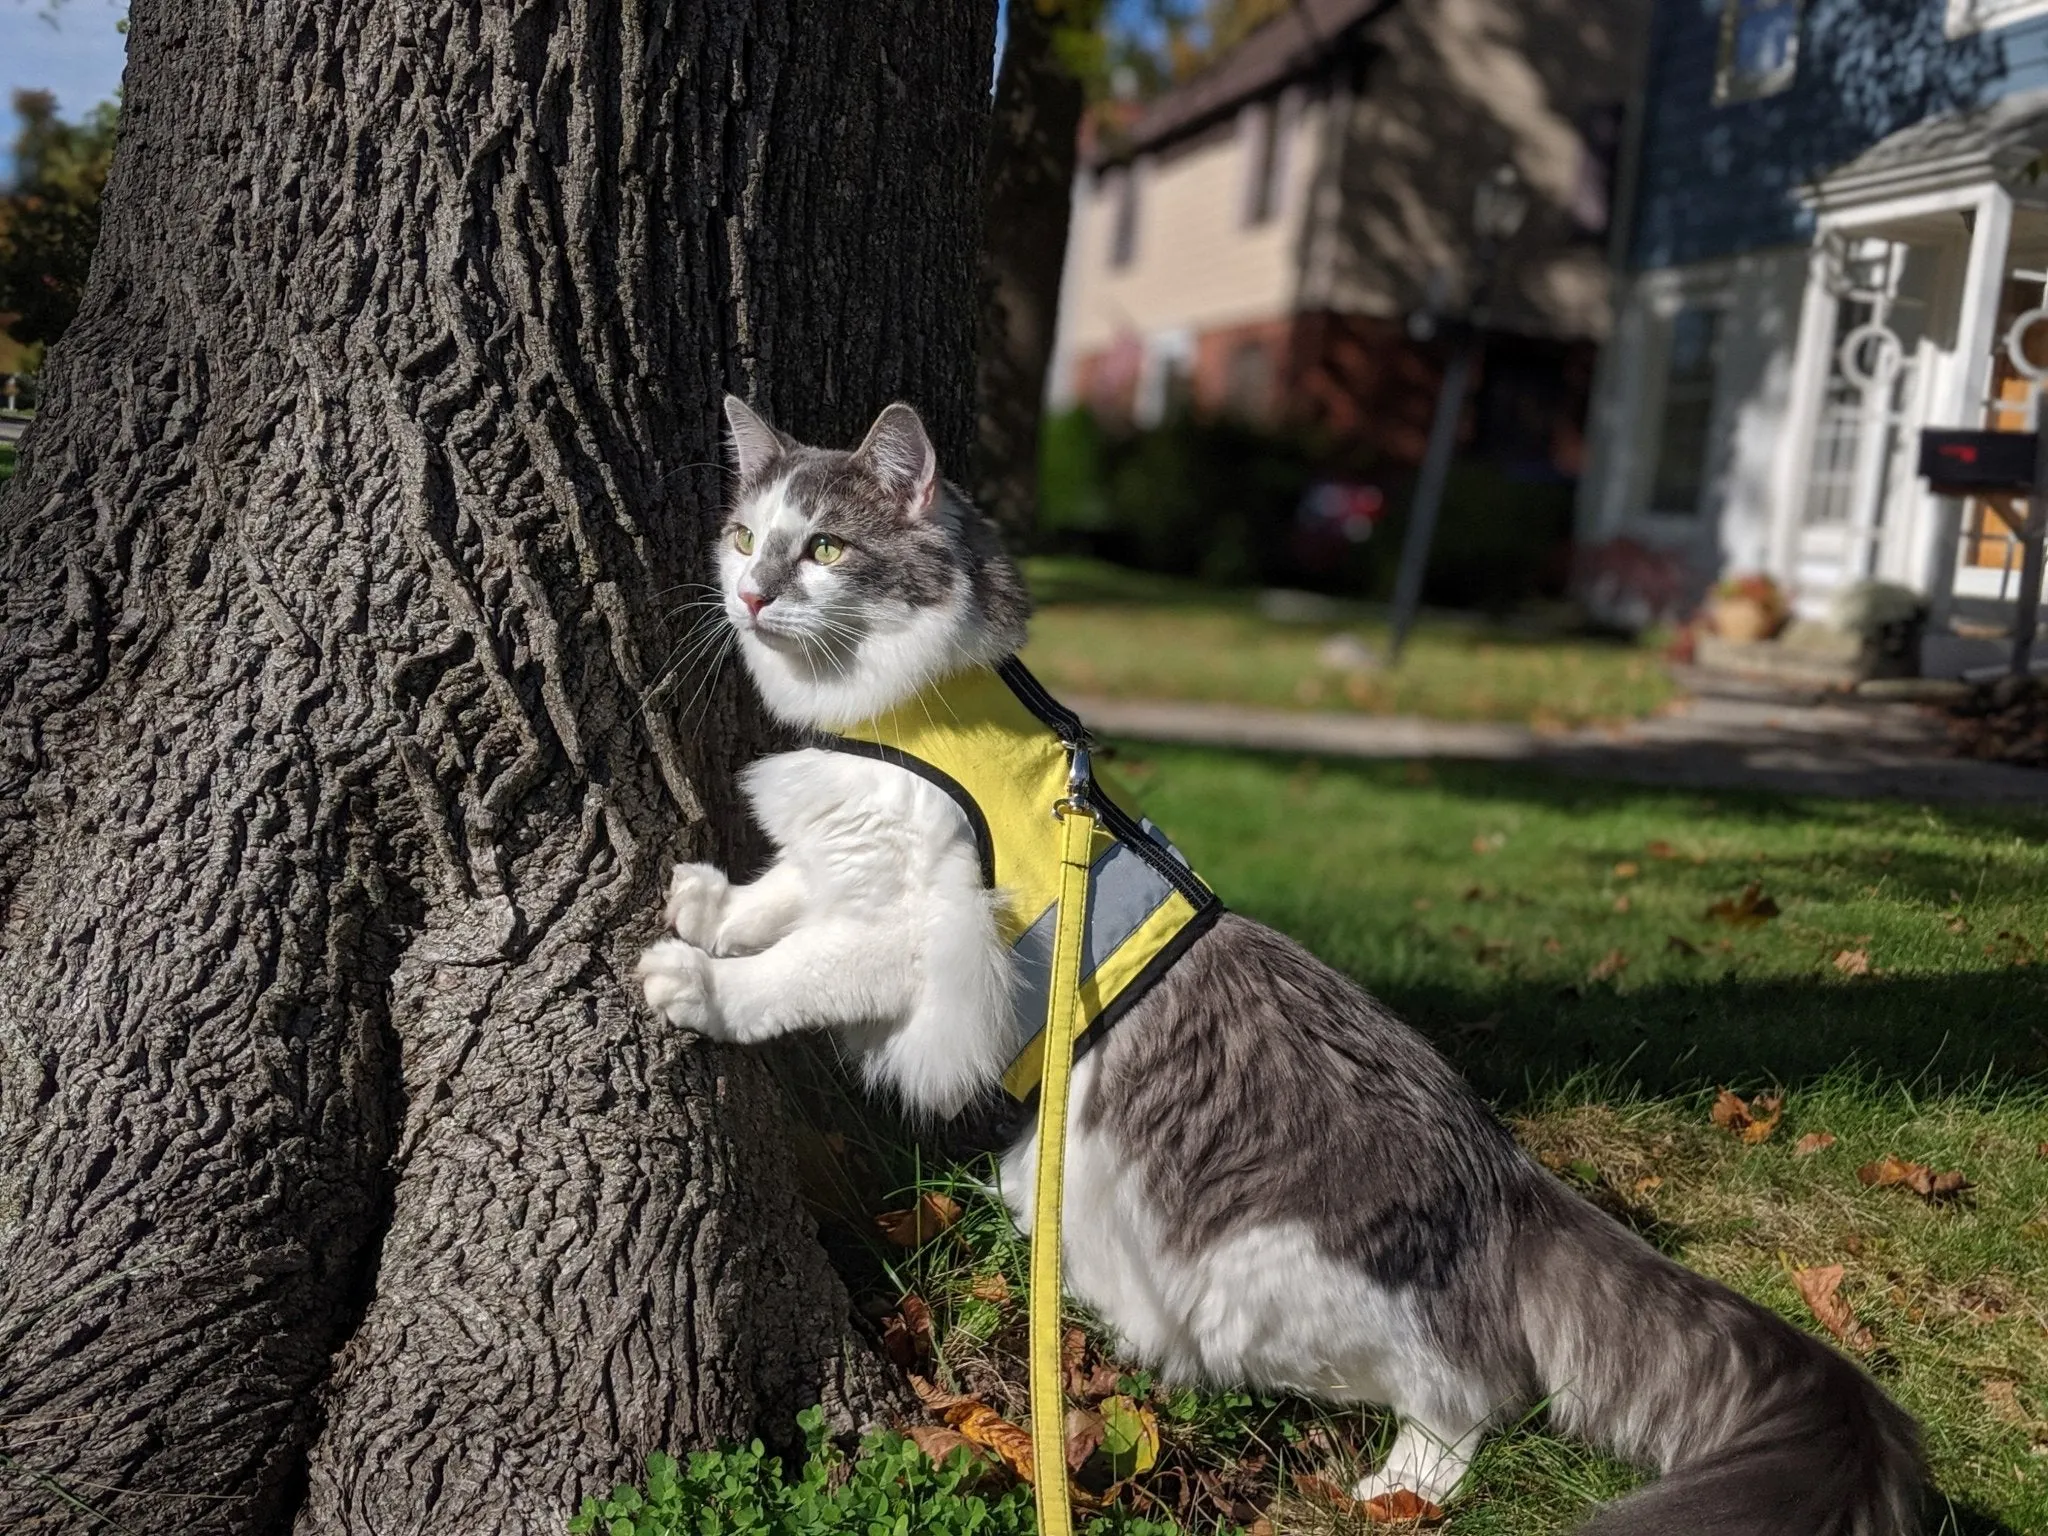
[1707,573,1788,644]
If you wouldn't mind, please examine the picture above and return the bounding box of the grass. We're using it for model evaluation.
[1018,557,1675,730]
[783,748,2048,1536]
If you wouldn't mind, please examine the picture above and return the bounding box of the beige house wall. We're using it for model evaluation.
[1058,96,1325,361]
[1307,0,1639,340]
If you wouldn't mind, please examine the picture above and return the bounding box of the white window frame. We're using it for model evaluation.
[1624,268,1737,526]
[1947,0,2048,37]
[1135,329,1195,428]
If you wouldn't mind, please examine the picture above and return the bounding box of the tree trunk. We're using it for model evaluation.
[0,4,994,1534]
[974,0,1088,545]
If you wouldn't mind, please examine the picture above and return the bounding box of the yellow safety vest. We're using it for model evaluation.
[826,658,1222,1100]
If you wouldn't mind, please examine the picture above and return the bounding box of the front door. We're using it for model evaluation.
[1795,236,1943,600]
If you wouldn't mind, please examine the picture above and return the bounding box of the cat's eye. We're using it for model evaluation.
[730,526,755,555]
[806,534,844,566]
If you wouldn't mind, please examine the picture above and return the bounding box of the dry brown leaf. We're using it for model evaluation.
[1412,896,1435,912]
[1061,1327,1087,1376]
[1063,1406,1106,1472]
[1794,1132,1837,1157]
[907,1426,980,1466]
[901,1293,933,1348]
[1833,948,1872,977]
[1248,1522,1276,1536]
[1646,839,1677,859]
[1542,936,1563,955]
[1792,1264,1875,1354]
[1613,860,1641,879]
[1612,895,1632,913]
[874,1191,963,1247]
[1588,948,1629,983]
[1290,1472,1445,1526]
[908,1374,977,1415]
[1362,1489,1449,1525]
[1709,1089,1782,1143]
[1857,1156,1972,1204]
[1983,1378,2035,1427]
[2037,1142,2048,1160]
[1706,882,1781,927]
[1633,1174,1664,1195]
[1667,934,1702,957]
[948,1401,1036,1483]
[1069,1360,1123,1401]
[968,1273,1011,1305]
[881,1297,932,1368]
[1947,914,1970,934]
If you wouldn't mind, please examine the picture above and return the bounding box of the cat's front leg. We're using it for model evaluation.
[638,916,913,1045]
[664,859,809,956]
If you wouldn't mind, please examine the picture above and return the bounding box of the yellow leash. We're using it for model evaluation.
[1028,751,1096,1536]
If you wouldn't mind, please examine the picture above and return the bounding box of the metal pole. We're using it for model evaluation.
[2013,424,2048,680]
[1388,339,1477,661]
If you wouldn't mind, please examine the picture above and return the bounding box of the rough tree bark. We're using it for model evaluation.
[0,3,994,1533]
[974,0,1089,545]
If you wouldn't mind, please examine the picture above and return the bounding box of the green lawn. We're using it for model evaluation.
[803,749,2048,1536]
[1019,557,1676,730]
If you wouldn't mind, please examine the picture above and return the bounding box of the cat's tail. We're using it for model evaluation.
[1515,1188,1922,1536]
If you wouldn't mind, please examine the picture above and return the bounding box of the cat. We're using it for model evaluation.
[635,397,1924,1536]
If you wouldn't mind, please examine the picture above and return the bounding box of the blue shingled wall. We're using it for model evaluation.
[1632,0,2048,271]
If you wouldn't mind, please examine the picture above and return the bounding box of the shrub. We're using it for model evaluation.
[568,1405,1196,1536]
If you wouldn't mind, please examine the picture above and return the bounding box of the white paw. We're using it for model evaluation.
[662,862,730,946]
[637,938,716,1032]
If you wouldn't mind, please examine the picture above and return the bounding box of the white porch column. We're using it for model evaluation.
[1917,186,2014,610]
[1767,240,1847,583]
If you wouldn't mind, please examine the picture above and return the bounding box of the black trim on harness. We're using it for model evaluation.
[995,657,1218,913]
[818,735,997,887]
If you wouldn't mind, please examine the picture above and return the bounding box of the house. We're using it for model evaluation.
[1047,0,1647,487]
[1579,0,2048,672]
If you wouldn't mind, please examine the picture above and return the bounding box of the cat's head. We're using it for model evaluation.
[713,396,1030,731]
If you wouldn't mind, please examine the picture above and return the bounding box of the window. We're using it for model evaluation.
[1648,307,1722,516]
[1239,99,1289,226]
[1136,331,1194,427]
[1107,166,1141,268]
[1715,0,1802,105]
[1948,0,2048,36]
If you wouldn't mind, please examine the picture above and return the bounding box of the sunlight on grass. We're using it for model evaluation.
[1019,556,1675,730]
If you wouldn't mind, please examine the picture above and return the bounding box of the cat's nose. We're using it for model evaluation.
[739,588,769,618]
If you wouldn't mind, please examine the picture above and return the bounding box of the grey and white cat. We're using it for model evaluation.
[636,398,1923,1536]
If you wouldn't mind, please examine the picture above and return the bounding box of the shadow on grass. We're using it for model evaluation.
[1383,969,2048,1109]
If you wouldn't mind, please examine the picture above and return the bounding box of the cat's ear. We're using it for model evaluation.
[723,394,789,482]
[854,402,939,518]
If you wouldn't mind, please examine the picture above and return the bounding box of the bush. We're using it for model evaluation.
[568,1406,1195,1536]
[1035,407,1575,607]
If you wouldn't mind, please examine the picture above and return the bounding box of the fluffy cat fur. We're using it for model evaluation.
[637,396,1923,1536]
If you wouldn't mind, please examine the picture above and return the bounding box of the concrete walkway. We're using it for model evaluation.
[1067,676,2048,805]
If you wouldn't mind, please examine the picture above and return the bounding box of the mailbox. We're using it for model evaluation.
[1918,429,2040,494]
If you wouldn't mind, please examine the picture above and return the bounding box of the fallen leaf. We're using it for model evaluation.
[823,1131,848,1156]
[909,1375,976,1415]
[1248,1522,1276,1536]
[1633,1174,1664,1195]
[1613,860,1641,879]
[969,1273,1011,1305]
[1097,1395,1160,1480]
[1983,1378,2033,1426]
[1857,1156,1973,1204]
[1792,1264,1875,1353]
[1709,1089,1783,1144]
[1833,948,1872,977]
[947,1401,1036,1483]
[1362,1489,1448,1525]
[1794,1132,1838,1157]
[1063,1406,1106,1472]
[1542,936,1563,955]
[1588,948,1629,983]
[1667,934,1702,957]
[1412,896,1434,912]
[874,1191,963,1247]
[1462,884,1486,902]
[881,1297,932,1367]
[1069,1360,1122,1401]
[1061,1327,1088,1376]
[1947,915,1970,935]
[1646,839,1677,859]
[1706,882,1781,927]
[1291,1473,1445,1526]
[907,1426,980,1466]
[2037,1142,2048,1160]
[1612,895,1632,914]
[1472,832,1507,855]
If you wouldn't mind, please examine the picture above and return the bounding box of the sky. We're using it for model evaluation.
[0,0,129,185]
